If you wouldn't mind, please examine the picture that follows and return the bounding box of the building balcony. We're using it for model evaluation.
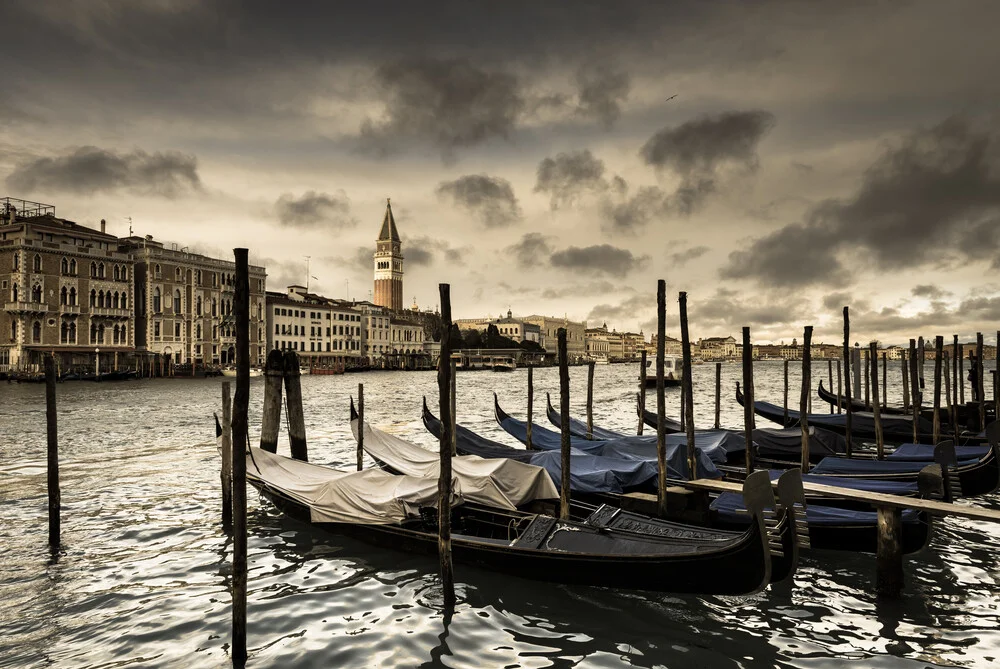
[59,304,82,314]
[5,301,48,313]
[90,307,131,318]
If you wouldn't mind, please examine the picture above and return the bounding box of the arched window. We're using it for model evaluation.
[90,289,97,307]
[98,290,105,308]
[61,258,69,274]
[69,259,77,275]
[154,263,161,278]
[196,296,202,315]
[98,323,105,344]
[31,285,42,302]
[33,254,41,272]
[32,320,41,343]
[60,287,68,305]
[113,324,119,344]
[69,322,76,343]
[173,290,181,312]
[90,322,97,343]
[91,262,98,278]
[211,299,217,317]
[69,287,77,305]
[153,287,161,313]
[121,293,127,309]
[113,292,120,309]
[11,283,17,302]
[113,265,120,281]
[61,321,69,344]
[98,262,105,279]
[12,254,19,271]
[10,320,17,341]
[196,323,202,339]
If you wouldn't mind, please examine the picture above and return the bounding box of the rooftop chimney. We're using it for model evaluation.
[100,218,106,234]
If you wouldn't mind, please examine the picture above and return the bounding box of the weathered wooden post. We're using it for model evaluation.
[918,336,925,394]
[933,336,943,445]
[909,339,920,443]
[679,292,696,478]
[714,361,722,429]
[259,349,283,453]
[881,352,887,408]
[221,381,233,532]
[526,366,534,448]
[679,384,686,432]
[836,359,843,414]
[953,334,960,411]
[869,341,884,460]
[356,383,364,470]
[828,359,834,413]
[958,336,965,405]
[742,326,755,474]
[853,346,862,400]
[876,506,904,598]
[557,328,572,520]
[282,350,308,462]
[586,360,595,439]
[864,351,870,407]
[231,248,250,668]
[996,330,1000,421]
[944,356,954,437]
[800,327,813,473]
[450,355,457,457]
[656,280,668,513]
[977,332,985,431]
[902,352,910,411]
[783,359,789,424]
[843,307,853,457]
[45,356,60,549]
[436,284,456,607]
[637,351,647,435]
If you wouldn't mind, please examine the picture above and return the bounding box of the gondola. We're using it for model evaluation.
[736,384,1000,497]
[246,435,782,596]
[815,379,987,426]
[630,399,849,465]
[419,404,932,555]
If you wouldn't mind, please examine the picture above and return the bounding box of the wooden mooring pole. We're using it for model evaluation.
[259,349,283,453]
[836,359,843,414]
[828,359,833,413]
[918,336,926,394]
[679,292,696,478]
[637,351,646,435]
[656,280,668,514]
[958,336,965,406]
[356,383,364,470]
[436,284,456,607]
[944,355,953,429]
[221,381,233,532]
[909,339,920,443]
[45,356,60,550]
[977,332,985,431]
[933,336,943,445]
[714,362,722,429]
[231,248,250,668]
[783,359,789,425]
[450,355,458,457]
[283,350,308,462]
[843,307,853,457]
[800,327,812,473]
[869,342,884,460]
[526,366,534,447]
[881,352,887,408]
[864,351,870,407]
[557,328,571,520]
[586,360,595,440]
[902,351,910,411]
[742,326,755,474]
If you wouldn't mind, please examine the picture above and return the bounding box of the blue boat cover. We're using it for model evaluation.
[710,492,919,526]
[754,397,935,436]
[887,443,991,462]
[423,404,665,492]
[497,406,726,477]
[767,470,920,495]
[810,455,978,476]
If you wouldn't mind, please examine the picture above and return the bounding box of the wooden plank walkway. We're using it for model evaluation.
[681,478,1000,523]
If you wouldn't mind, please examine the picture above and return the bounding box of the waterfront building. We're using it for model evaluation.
[455,309,542,346]
[523,315,586,360]
[354,300,429,368]
[1,198,134,374]
[373,199,403,312]
[584,325,611,362]
[118,234,267,367]
[648,334,682,357]
[266,285,363,368]
[698,335,737,359]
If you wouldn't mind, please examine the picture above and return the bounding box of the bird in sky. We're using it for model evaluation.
[666,94,678,102]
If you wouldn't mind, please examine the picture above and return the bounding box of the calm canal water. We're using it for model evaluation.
[1,361,998,668]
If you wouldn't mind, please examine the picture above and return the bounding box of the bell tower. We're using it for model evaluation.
[373,198,403,311]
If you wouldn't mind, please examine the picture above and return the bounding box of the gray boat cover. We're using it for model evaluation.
[247,446,455,525]
[352,418,559,509]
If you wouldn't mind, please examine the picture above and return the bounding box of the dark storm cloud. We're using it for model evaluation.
[550,244,648,277]
[822,291,854,311]
[275,190,356,229]
[359,58,524,157]
[601,184,669,234]
[436,174,522,228]
[575,64,630,129]
[668,245,709,267]
[587,293,652,323]
[912,284,951,300]
[6,146,201,198]
[640,110,775,214]
[534,150,607,209]
[342,247,374,274]
[504,233,554,269]
[692,288,811,330]
[721,117,1000,287]
[406,236,470,267]
[542,281,620,299]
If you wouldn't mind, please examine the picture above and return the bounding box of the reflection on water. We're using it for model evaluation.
[1,362,998,668]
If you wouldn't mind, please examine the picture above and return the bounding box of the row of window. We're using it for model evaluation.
[9,320,127,345]
[272,306,361,322]
[150,265,264,292]
[274,323,361,337]
[151,322,263,342]
[275,340,360,352]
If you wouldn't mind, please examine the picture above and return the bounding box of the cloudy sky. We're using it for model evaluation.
[3,0,1000,345]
